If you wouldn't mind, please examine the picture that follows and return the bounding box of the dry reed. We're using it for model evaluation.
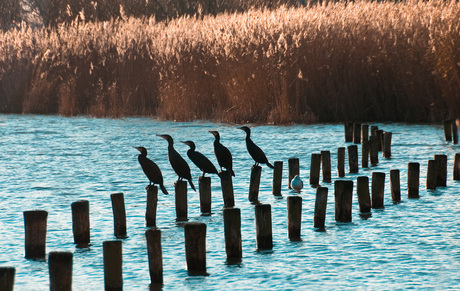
[0,0,459,123]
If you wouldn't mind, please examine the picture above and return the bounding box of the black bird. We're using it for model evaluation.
[133,146,168,194]
[157,134,196,191]
[238,126,274,169]
[209,130,235,176]
[181,140,219,178]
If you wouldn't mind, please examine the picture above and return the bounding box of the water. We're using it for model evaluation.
[1,114,459,290]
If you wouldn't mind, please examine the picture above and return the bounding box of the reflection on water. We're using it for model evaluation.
[1,115,459,290]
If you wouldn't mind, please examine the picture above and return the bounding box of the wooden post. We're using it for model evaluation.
[146,185,158,227]
[390,169,401,202]
[287,196,302,241]
[356,176,371,213]
[426,159,439,190]
[249,165,262,202]
[362,140,369,168]
[145,228,163,285]
[344,122,353,142]
[49,251,73,291]
[454,153,460,180]
[255,204,273,250]
[184,223,207,276]
[309,153,321,186]
[199,177,212,214]
[444,120,452,141]
[220,171,235,207]
[376,130,384,151]
[0,267,15,291]
[71,200,90,247]
[223,208,242,264]
[348,145,359,173]
[272,161,283,196]
[321,151,331,183]
[370,125,378,137]
[288,158,300,189]
[453,119,458,144]
[353,123,361,144]
[334,180,353,223]
[337,147,345,177]
[111,193,127,239]
[435,155,447,187]
[103,240,122,291]
[408,162,420,198]
[370,136,379,165]
[23,210,48,259]
[362,124,369,142]
[383,132,392,158]
[313,186,328,229]
[371,172,385,209]
[175,181,188,222]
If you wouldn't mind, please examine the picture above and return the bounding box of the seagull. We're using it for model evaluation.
[290,175,304,193]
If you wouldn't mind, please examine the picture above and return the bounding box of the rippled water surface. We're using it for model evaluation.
[1,115,459,290]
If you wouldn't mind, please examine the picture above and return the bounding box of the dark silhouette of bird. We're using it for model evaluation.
[238,126,274,169]
[181,140,219,178]
[157,134,196,191]
[133,146,168,194]
[209,130,235,176]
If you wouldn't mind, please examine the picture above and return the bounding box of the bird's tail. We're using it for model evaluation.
[189,179,196,192]
[267,161,274,169]
[231,169,235,177]
[160,184,169,195]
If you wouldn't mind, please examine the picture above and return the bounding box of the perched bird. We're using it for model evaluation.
[157,134,196,191]
[290,175,304,193]
[238,126,274,169]
[181,140,219,178]
[133,146,168,194]
[209,130,235,176]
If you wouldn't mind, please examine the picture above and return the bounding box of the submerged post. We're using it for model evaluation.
[383,132,392,158]
[309,153,321,186]
[220,171,235,208]
[249,165,262,202]
[49,251,73,291]
[435,155,447,187]
[199,177,212,214]
[348,145,359,173]
[444,120,452,142]
[223,208,242,264]
[272,161,283,196]
[390,169,401,202]
[370,136,379,165]
[175,181,188,222]
[111,193,127,239]
[0,267,15,291]
[453,119,459,144]
[356,176,371,213]
[71,200,90,247]
[287,196,302,241]
[334,180,353,223]
[184,223,207,276]
[24,210,48,260]
[426,159,439,190]
[145,228,163,285]
[344,122,353,142]
[103,240,123,291]
[321,151,331,183]
[371,172,385,209]
[353,123,361,144]
[362,124,369,142]
[314,186,328,229]
[288,158,300,189]
[454,153,460,180]
[337,147,345,177]
[408,162,420,198]
[146,185,158,227]
[362,140,369,168]
[255,204,273,250]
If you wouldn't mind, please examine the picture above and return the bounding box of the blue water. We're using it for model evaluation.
[1,115,459,290]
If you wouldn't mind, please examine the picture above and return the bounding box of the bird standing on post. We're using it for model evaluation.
[157,134,196,191]
[209,130,235,176]
[238,126,274,169]
[290,175,303,193]
[133,146,169,194]
[181,140,219,178]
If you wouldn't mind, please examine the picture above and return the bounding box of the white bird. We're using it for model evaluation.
[290,175,304,193]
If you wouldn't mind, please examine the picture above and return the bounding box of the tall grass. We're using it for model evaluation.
[1,0,459,123]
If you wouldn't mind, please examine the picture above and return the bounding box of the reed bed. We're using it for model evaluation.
[0,0,459,123]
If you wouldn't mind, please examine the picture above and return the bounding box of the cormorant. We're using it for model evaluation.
[238,126,274,169]
[181,141,219,178]
[133,146,168,194]
[209,130,235,176]
[290,175,304,193]
[157,134,196,191]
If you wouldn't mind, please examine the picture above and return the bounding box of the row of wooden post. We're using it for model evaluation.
[443,119,459,144]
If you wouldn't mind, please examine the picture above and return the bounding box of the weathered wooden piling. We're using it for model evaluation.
[184,223,207,275]
[344,122,353,142]
[454,153,460,180]
[370,136,379,165]
[272,161,283,196]
[220,171,235,207]
[71,200,90,246]
[249,165,262,202]
[145,228,163,285]
[362,140,369,168]
[371,125,378,137]
[371,172,385,209]
[426,159,439,190]
[376,130,384,151]
[310,153,321,186]
[223,207,242,263]
[435,155,447,187]
[356,176,371,213]
[453,119,459,144]
[334,180,353,223]
[353,123,361,144]
[24,210,48,259]
[390,169,401,202]
[383,132,392,158]
[444,120,452,141]
[175,181,188,222]
[146,185,158,227]
[348,145,359,173]
[0,267,15,291]
[49,251,73,291]
[313,186,328,229]
[111,193,127,238]
[255,204,273,250]
[199,177,212,214]
[287,196,302,241]
[408,162,420,198]
[288,158,300,189]
[321,151,331,183]
[103,240,123,291]
[337,147,345,177]
[362,124,369,142]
